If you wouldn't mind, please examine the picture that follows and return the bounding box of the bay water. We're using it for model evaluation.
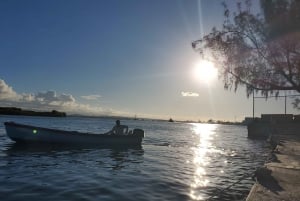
[0,116,269,201]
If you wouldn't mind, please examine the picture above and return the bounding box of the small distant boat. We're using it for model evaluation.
[168,118,174,122]
[4,122,144,147]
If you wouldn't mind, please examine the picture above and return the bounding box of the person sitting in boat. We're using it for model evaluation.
[108,120,128,135]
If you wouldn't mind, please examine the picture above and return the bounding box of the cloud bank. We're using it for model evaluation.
[0,79,114,116]
[0,79,20,101]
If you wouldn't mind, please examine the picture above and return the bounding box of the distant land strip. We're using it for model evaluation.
[0,107,66,117]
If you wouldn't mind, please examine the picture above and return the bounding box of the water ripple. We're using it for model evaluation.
[0,117,269,201]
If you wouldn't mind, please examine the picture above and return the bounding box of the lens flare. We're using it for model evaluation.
[193,60,218,84]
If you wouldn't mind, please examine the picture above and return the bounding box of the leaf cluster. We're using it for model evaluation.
[192,0,300,102]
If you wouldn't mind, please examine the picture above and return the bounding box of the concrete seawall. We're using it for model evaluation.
[246,123,300,201]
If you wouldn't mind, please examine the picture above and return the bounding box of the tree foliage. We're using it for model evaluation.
[192,0,300,101]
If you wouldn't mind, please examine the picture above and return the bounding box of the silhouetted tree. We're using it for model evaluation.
[192,0,300,107]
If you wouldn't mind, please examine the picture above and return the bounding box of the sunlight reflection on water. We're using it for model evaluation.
[0,117,270,201]
[189,123,218,201]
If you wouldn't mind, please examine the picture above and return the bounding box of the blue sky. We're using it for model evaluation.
[0,0,298,121]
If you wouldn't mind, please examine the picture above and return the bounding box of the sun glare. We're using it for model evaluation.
[189,123,218,200]
[193,60,218,84]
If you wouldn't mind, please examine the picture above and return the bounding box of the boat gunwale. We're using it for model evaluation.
[4,121,143,139]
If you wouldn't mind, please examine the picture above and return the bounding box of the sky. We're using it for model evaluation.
[0,0,299,121]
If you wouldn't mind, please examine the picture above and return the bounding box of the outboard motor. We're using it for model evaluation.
[133,129,145,138]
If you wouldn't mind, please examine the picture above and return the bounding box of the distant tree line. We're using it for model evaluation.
[0,107,66,117]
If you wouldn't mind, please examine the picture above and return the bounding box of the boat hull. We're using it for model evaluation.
[4,122,144,147]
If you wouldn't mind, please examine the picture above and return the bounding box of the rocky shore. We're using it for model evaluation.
[246,122,300,201]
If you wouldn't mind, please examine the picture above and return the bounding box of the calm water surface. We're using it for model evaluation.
[0,116,270,201]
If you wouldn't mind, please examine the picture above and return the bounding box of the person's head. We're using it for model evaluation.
[116,120,120,126]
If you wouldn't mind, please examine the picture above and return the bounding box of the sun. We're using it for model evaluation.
[193,60,218,84]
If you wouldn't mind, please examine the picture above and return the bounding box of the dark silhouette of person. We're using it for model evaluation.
[108,120,128,135]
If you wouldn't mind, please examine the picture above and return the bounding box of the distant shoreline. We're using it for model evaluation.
[68,114,243,125]
[0,107,66,117]
[0,107,243,125]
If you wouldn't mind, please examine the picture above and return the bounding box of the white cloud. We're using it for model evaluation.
[81,94,102,100]
[21,93,35,102]
[0,79,20,100]
[0,78,120,116]
[181,91,199,97]
[35,91,75,105]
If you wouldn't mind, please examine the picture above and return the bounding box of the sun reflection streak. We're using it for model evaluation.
[189,123,218,200]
